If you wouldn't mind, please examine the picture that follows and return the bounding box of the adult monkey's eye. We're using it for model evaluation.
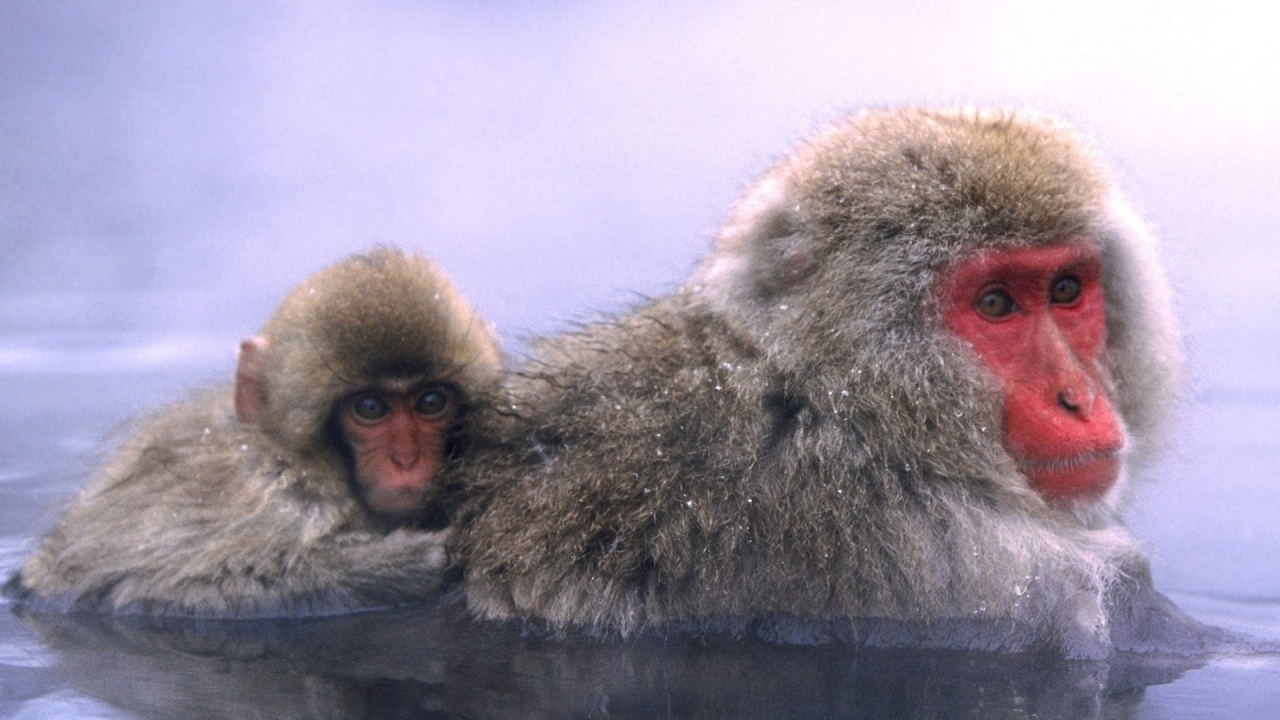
[975,289,1017,318]
[1050,275,1083,304]
[350,394,390,422]
[414,388,451,418]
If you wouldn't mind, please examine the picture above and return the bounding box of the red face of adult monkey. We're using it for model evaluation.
[458,108,1213,658]
[10,248,501,616]
[939,243,1127,501]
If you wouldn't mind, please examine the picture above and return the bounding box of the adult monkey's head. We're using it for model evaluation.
[696,107,1180,520]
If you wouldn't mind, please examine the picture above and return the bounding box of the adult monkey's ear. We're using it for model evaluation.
[698,177,817,304]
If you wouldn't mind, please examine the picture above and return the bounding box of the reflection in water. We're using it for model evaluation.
[14,595,1218,720]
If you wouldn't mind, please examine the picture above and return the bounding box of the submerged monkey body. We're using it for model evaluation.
[463,293,1143,649]
[17,390,449,617]
[458,108,1203,656]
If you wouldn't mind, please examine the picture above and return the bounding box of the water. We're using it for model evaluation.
[1,584,1276,720]
[0,603,1248,720]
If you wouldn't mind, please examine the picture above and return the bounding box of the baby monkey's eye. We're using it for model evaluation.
[414,388,451,418]
[350,394,390,422]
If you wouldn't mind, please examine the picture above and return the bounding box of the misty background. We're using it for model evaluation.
[1,0,1277,623]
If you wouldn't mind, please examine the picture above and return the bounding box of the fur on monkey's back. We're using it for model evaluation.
[458,291,1140,645]
[13,388,447,617]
